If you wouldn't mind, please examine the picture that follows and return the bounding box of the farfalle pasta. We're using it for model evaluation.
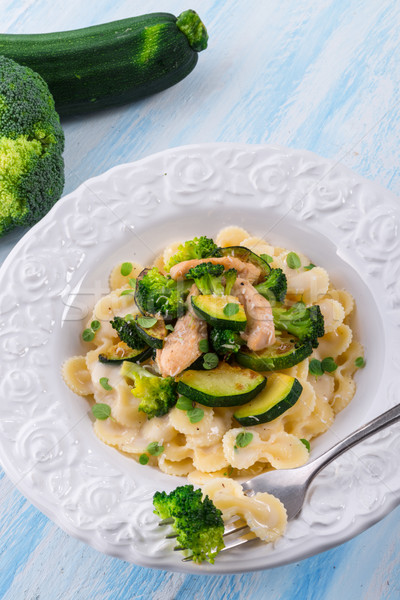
[63,226,364,550]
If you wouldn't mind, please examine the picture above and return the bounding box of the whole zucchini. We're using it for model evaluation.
[0,10,208,115]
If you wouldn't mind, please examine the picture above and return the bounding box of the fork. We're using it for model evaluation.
[165,402,400,560]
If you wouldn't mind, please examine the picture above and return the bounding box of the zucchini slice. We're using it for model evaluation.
[176,363,266,407]
[191,295,247,331]
[219,246,271,282]
[98,341,151,364]
[234,373,302,426]
[236,335,313,371]
[134,317,167,349]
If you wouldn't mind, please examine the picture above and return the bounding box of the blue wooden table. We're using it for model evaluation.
[1,1,400,598]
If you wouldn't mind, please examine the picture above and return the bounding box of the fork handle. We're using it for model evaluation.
[303,403,400,483]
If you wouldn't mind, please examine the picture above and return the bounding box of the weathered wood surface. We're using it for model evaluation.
[1,1,400,598]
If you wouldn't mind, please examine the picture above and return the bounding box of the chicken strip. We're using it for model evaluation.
[156,286,207,377]
[232,278,275,351]
[169,257,261,283]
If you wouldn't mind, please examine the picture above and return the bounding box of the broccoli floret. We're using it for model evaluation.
[0,55,64,236]
[121,361,177,418]
[186,262,225,295]
[272,302,325,348]
[110,316,144,349]
[135,267,190,320]
[210,328,242,356]
[255,268,287,304]
[186,263,239,297]
[166,236,221,271]
[153,485,225,563]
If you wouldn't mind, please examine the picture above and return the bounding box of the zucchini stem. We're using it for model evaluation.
[176,9,208,52]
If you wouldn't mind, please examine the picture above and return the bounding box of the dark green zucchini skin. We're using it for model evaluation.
[98,345,152,364]
[0,11,207,115]
[236,337,313,371]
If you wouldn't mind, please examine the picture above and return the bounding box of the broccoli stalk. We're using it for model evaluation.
[210,327,242,357]
[0,55,64,236]
[135,267,191,320]
[186,263,238,296]
[153,485,225,563]
[110,315,145,349]
[255,268,287,304]
[121,361,177,419]
[224,268,238,296]
[166,236,221,271]
[272,302,324,348]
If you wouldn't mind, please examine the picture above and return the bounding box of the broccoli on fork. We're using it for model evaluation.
[166,236,221,271]
[186,262,238,296]
[121,361,177,419]
[153,485,225,563]
[0,55,64,236]
[272,301,325,348]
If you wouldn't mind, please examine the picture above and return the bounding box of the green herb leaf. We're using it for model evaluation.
[203,353,219,370]
[147,442,164,456]
[137,316,158,329]
[321,357,338,373]
[304,263,316,271]
[120,289,134,296]
[223,303,239,317]
[165,324,174,332]
[124,313,135,322]
[187,407,204,423]
[128,277,137,289]
[99,377,113,391]
[235,432,253,448]
[92,403,111,420]
[199,338,209,353]
[300,438,311,452]
[82,328,95,342]
[176,396,194,411]
[286,252,301,270]
[355,356,366,368]
[91,320,101,331]
[139,453,149,465]
[260,254,274,264]
[309,358,324,377]
[121,262,133,276]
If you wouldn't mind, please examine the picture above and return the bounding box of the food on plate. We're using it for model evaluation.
[153,484,225,564]
[0,55,64,236]
[0,10,208,115]
[63,226,364,562]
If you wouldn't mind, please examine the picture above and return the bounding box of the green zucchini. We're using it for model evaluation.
[0,10,208,115]
[134,317,167,349]
[98,341,151,364]
[176,363,266,407]
[234,373,302,426]
[219,246,271,282]
[191,295,247,331]
[236,335,313,371]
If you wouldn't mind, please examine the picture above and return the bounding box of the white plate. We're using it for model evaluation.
[0,143,399,574]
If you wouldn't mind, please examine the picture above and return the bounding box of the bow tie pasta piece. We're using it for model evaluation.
[318,298,346,334]
[223,429,309,470]
[109,261,144,291]
[314,324,353,359]
[202,478,288,543]
[215,226,250,248]
[62,355,94,396]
